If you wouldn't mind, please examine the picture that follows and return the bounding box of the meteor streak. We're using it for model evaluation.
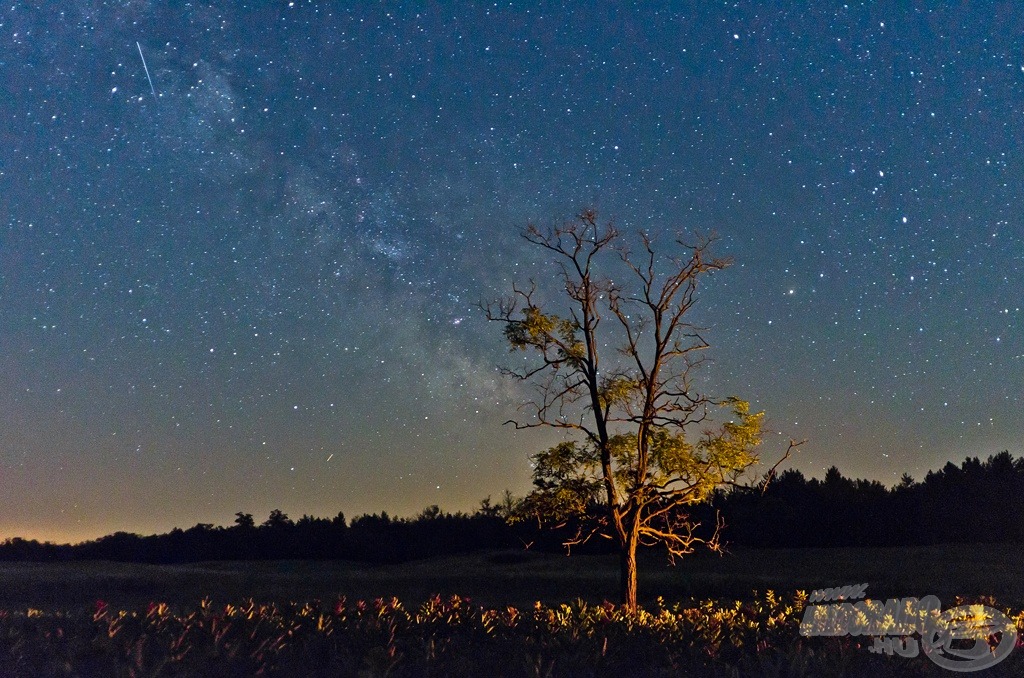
[136,41,157,99]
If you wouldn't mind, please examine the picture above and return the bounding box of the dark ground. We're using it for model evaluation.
[1,543,1020,611]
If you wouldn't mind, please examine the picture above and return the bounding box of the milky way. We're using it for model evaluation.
[1,3,1021,541]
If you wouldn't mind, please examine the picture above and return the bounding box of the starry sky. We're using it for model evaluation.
[1,2,1022,543]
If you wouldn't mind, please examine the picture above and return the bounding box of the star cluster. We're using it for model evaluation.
[0,3,1021,541]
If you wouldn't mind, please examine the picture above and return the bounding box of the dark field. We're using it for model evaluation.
[2,542,1021,611]
[2,545,1023,676]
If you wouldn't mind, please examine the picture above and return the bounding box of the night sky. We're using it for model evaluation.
[2,3,1021,543]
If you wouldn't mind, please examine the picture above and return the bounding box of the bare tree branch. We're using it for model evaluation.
[486,209,799,611]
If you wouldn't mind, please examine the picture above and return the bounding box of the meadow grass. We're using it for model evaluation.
[0,542,1020,611]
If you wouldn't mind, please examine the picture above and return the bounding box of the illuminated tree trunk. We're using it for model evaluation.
[620,518,640,612]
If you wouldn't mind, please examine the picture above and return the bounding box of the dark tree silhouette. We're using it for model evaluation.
[263,509,293,529]
[2,453,1022,566]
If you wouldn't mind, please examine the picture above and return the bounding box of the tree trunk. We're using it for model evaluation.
[619,523,639,612]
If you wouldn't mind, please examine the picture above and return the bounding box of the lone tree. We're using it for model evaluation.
[487,209,797,611]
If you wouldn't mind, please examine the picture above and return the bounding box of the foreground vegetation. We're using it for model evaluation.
[3,591,1021,677]
[1,545,1022,675]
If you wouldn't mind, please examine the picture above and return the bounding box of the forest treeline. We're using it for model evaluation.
[717,450,1024,547]
[2,451,1022,563]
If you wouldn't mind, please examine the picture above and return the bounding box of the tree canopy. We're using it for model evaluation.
[487,209,798,610]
